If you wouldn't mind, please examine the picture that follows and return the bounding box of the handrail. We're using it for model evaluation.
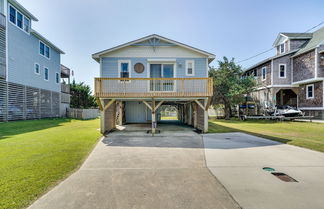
[95,77,213,98]
[95,77,210,81]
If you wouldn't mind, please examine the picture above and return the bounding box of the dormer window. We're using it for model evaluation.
[279,43,285,54]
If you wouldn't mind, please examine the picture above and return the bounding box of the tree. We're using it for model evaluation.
[70,80,98,109]
[209,57,256,119]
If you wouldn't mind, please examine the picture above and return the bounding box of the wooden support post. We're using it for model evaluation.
[205,96,212,111]
[142,100,152,110]
[104,99,116,111]
[96,98,103,111]
[154,100,164,112]
[195,99,205,110]
[152,98,156,136]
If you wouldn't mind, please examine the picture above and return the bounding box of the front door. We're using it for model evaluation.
[149,64,174,91]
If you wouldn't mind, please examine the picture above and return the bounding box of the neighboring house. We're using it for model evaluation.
[92,34,214,133]
[244,27,324,119]
[0,0,65,121]
[60,64,71,117]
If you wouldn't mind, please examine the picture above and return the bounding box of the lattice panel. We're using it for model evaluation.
[7,82,24,120]
[51,92,60,117]
[26,86,40,119]
[40,89,52,118]
[0,79,7,121]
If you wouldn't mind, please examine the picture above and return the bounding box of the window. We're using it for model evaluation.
[9,6,16,24]
[17,11,23,28]
[118,60,130,79]
[280,43,285,54]
[44,68,49,80]
[34,63,40,74]
[253,69,258,77]
[40,42,45,56]
[55,72,60,84]
[45,46,50,58]
[186,60,195,76]
[23,17,30,33]
[306,84,314,99]
[262,67,266,80]
[39,42,50,58]
[9,5,30,34]
[279,64,286,78]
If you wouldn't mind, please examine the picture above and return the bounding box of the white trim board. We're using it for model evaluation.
[92,34,215,62]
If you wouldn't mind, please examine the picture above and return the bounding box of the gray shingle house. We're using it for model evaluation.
[244,27,324,119]
[0,0,66,121]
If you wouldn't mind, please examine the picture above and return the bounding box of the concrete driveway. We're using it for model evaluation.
[204,132,324,209]
[29,124,240,209]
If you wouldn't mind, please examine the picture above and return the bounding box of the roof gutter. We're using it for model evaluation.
[31,29,65,54]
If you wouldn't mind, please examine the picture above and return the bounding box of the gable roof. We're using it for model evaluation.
[293,27,324,57]
[31,29,65,54]
[272,32,313,47]
[92,34,216,62]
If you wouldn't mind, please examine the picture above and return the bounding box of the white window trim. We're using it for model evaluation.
[55,72,60,84]
[185,60,195,76]
[39,41,51,59]
[34,63,40,75]
[44,67,49,81]
[8,4,30,35]
[118,60,131,82]
[279,64,286,78]
[306,84,314,99]
[147,62,177,92]
[262,67,267,81]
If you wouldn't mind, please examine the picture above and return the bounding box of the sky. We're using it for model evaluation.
[18,0,324,91]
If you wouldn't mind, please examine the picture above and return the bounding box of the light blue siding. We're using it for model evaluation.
[7,21,61,92]
[101,57,207,78]
[125,101,148,123]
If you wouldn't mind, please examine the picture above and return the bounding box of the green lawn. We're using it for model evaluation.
[209,119,324,152]
[0,118,101,209]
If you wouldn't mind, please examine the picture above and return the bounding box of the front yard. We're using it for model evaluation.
[0,118,100,209]
[209,119,324,153]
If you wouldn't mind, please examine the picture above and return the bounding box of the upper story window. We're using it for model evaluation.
[279,64,286,78]
[17,11,23,29]
[118,60,130,78]
[23,17,30,33]
[40,41,50,59]
[279,43,285,54]
[262,67,266,80]
[186,60,195,76]
[44,67,49,81]
[34,63,40,74]
[9,5,30,33]
[306,84,314,99]
[55,72,60,84]
[9,6,16,24]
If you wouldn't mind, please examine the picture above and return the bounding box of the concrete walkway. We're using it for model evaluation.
[29,124,240,209]
[203,132,324,209]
